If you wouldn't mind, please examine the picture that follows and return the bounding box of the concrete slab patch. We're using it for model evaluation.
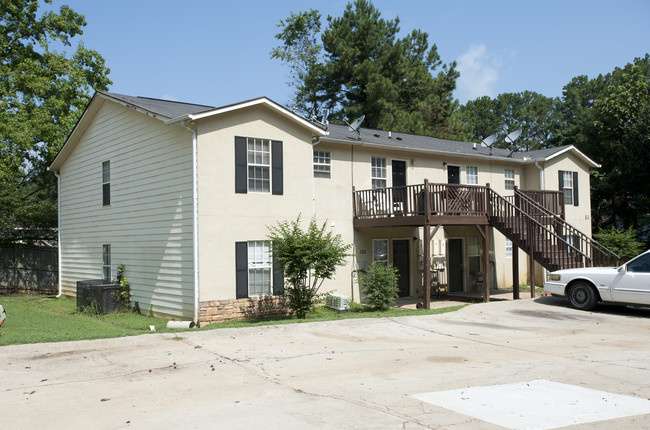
[413,379,650,430]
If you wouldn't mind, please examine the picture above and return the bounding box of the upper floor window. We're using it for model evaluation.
[313,151,331,178]
[504,169,515,190]
[102,244,111,280]
[466,166,478,185]
[102,161,110,206]
[235,136,283,195]
[559,170,579,206]
[247,138,270,193]
[371,157,387,189]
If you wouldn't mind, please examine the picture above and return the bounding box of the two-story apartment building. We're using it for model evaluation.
[50,92,613,324]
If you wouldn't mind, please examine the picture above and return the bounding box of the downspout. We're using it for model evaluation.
[54,171,62,298]
[311,136,321,215]
[534,160,544,190]
[181,121,200,325]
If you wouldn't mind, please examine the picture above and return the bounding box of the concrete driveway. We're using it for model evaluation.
[3,297,650,429]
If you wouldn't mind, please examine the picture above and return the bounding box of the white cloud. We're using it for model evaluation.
[456,44,502,102]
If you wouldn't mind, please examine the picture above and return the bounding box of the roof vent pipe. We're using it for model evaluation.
[388,131,392,139]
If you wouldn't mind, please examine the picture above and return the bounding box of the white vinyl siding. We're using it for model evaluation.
[58,101,194,319]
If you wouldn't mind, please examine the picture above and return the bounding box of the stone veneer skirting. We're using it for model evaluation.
[199,296,290,325]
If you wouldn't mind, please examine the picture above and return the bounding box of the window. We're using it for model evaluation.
[468,237,480,275]
[102,161,110,206]
[505,239,513,258]
[466,166,478,185]
[504,169,515,190]
[235,136,283,195]
[371,157,387,189]
[247,241,272,296]
[102,244,111,280]
[373,239,388,262]
[247,138,270,193]
[559,170,579,206]
[627,253,650,273]
[313,151,331,178]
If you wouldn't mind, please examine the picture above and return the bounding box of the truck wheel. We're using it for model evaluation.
[567,282,598,311]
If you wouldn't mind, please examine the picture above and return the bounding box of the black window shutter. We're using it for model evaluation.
[558,170,564,191]
[271,140,283,195]
[573,171,579,206]
[272,251,284,295]
[235,136,247,193]
[103,183,110,206]
[235,242,248,299]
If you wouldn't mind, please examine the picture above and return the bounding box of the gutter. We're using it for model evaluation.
[181,120,200,325]
[54,171,62,298]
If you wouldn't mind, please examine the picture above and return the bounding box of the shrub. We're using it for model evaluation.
[593,226,644,262]
[268,216,350,319]
[359,262,400,311]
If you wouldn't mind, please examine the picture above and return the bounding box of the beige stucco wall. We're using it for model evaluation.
[195,106,355,302]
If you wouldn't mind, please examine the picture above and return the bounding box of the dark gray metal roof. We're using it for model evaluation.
[101,92,215,119]
[321,123,571,163]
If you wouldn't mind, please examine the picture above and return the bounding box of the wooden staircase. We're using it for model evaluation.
[488,188,619,272]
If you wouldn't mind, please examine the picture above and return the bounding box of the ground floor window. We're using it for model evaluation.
[102,244,111,280]
[506,239,513,258]
[248,241,272,296]
[373,239,389,262]
[468,237,480,275]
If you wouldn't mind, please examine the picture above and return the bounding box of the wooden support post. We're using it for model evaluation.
[513,245,520,299]
[423,224,431,310]
[529,241,536,298]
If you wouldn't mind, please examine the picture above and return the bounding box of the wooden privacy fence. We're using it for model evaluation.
[0,245,58,294]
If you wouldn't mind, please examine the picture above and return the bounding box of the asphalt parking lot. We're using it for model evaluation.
[3,297,650,429]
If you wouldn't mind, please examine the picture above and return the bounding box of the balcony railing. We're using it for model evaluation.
[354,183,488,220]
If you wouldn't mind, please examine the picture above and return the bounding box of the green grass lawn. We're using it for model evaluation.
[0,295,466,346]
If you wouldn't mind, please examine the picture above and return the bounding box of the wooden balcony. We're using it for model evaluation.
[353,182,489,228]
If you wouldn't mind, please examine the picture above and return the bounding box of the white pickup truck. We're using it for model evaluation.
[543,250,650,310]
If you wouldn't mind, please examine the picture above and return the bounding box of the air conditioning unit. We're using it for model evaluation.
[76,280,122,314]
[326,293,350,311]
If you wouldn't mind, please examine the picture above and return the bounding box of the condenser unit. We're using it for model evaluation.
[326,293,350,311]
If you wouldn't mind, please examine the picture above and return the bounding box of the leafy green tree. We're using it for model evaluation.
[267,216,350,319]
[554,55,650,236]
[0,0,111,243]
[359,262,399,311]
[271,0,464,139]
[457,91,559,151]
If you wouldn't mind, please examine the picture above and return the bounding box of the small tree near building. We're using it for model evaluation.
[267,216,350,319]
[359,262,400,310]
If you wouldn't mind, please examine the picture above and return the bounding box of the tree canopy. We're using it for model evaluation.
[271,0,466,139]
[0,0,111,243]
[456,91,560,151]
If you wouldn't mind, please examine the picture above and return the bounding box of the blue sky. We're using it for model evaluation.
[54,0,650,108]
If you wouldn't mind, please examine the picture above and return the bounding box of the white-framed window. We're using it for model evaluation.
[561,171,573,205]
[468,237,480,275]
[506,239,513,258]
[313,151,331,178]
[247,241,272,296]
[466,166,478,185]
[247,138,270,193]
[102,244,111,280]
[372,239,389,262]
[504,169,515,190]
[102,161,110,206]
[371,157,387,189]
